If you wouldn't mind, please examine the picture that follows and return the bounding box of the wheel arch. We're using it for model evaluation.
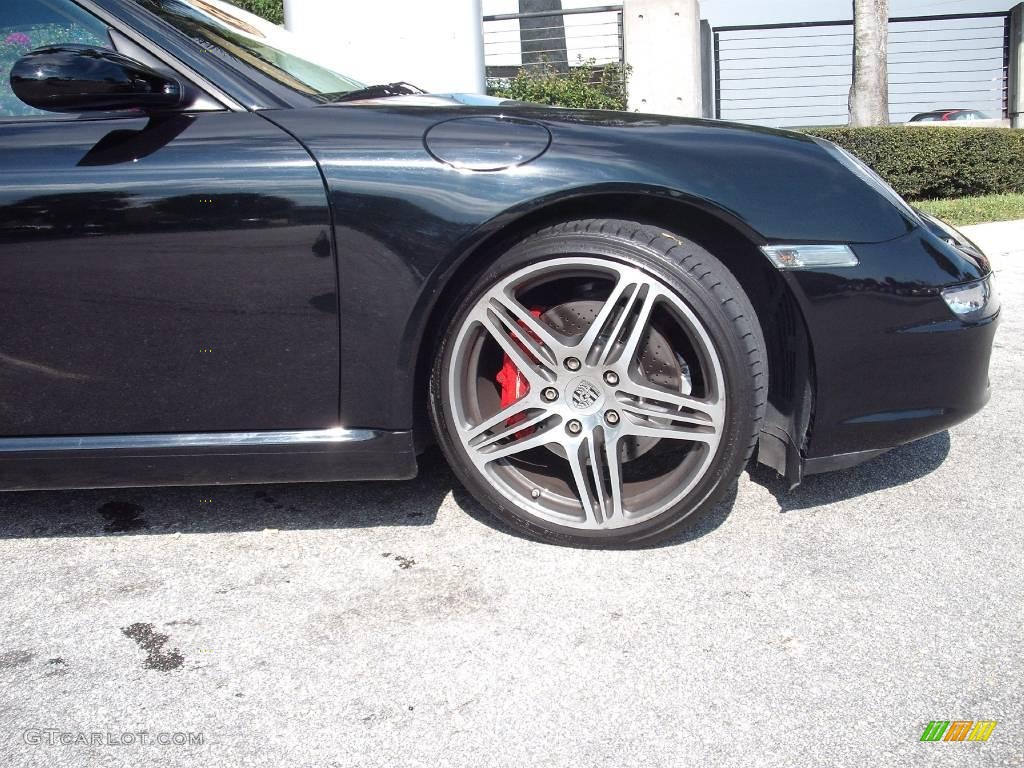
[411,189,815,484]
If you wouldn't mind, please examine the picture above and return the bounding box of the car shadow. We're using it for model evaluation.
[0,432,949,542]
[747,430,951,512]
[0,449,458,540]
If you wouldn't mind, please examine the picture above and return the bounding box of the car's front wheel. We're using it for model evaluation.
[430,219,767,547]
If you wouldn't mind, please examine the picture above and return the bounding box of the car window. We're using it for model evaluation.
[131,0,363,100]
[0,0,111,118]
[952,111,979,121]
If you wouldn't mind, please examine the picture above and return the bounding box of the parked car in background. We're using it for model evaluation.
[908,109,990,122]
[0,0,1000,547]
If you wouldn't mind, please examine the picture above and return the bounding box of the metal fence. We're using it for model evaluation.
[482,4,624,90]
[714,11,1011,127]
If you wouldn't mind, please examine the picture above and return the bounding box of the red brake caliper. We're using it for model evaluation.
[494,307,545,437]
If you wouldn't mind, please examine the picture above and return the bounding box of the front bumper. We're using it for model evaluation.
[782,224,998,475]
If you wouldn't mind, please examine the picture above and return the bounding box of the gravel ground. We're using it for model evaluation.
[0,222,1021,768]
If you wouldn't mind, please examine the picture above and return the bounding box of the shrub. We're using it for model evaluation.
[803,126,1024,201]
[489,59,630,111]
[227,0,284,25]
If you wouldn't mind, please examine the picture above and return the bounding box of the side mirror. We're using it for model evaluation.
[11,44,182,113]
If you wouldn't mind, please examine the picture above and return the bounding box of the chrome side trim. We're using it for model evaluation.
[0,428,378,453]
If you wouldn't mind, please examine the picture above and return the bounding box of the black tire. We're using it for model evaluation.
[430,219,767,547]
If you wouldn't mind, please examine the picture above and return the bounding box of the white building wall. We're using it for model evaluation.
[284,0,486,94]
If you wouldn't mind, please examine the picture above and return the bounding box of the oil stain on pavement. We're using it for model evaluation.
[121,623,184,671]
[382,552,416,569]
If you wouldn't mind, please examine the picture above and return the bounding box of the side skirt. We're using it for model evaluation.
[0,429,417,491]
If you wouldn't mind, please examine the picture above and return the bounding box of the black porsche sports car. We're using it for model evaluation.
[0,0,999,547]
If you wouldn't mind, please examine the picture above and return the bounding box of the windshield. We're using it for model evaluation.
[132,0,364,99]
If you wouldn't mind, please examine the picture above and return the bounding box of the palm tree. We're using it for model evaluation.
[520,0,568,74]
[849,0,889,126]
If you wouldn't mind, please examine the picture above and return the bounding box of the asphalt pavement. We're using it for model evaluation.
[0,221,1021,767]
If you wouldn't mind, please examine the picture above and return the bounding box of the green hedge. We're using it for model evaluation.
[489,60,630,111]
[803,126,1024,201]
[227,0,284,25]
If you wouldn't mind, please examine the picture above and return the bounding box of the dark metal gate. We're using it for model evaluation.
[713,11,1012,127]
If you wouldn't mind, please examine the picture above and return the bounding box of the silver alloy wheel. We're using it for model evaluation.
[446,256,727,531]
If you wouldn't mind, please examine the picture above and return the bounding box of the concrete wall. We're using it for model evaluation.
[622,0,702,117]
[283,0,486,94]
[699,19,714,119]
[1011,3,1023,129]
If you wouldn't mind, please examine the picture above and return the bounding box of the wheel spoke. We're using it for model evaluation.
[478,309,553,386]
[564,430,624,527]
[466,400,536,443]
[616,379,722,444]
[610,285,660,369]
[565,437,600,526]
[599,432,625,524]
[488,291,566,363]
[576,275,661,369]
[577,276,638,364]
[620,417,717,444]
[468,408,553,453]
[473,420,561,464]
[618,379,723,424]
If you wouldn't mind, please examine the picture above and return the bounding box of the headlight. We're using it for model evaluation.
[941,277,997,320]
[812,138,923,225]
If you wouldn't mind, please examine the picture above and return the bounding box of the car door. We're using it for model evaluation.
[0,0,339,437]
